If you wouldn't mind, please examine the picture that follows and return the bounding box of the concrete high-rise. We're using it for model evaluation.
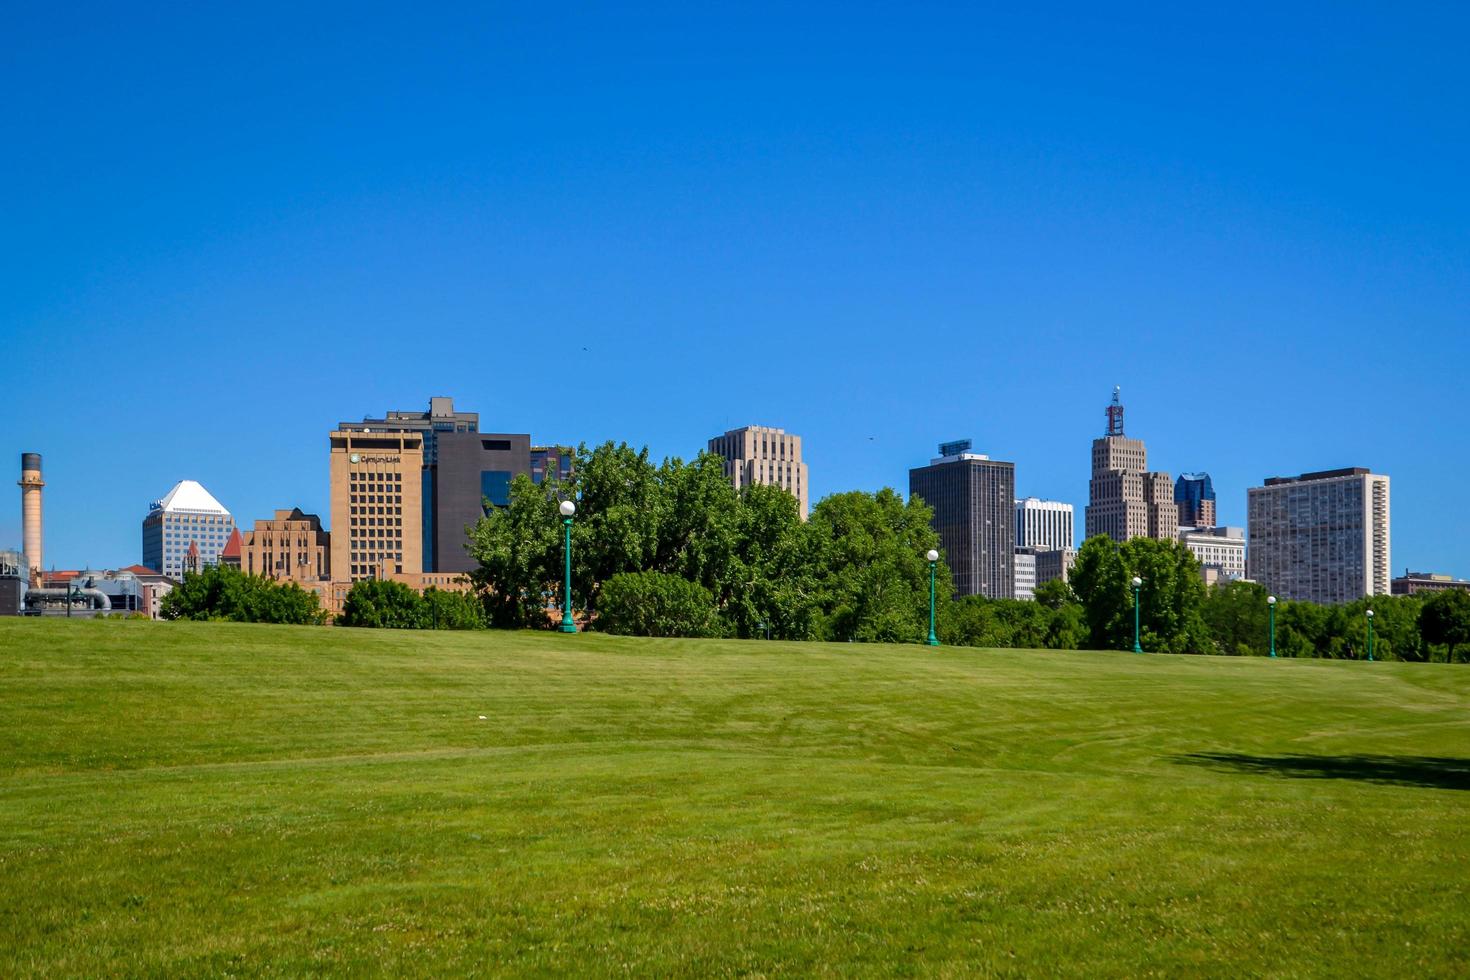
[337,397,476,571]
[1015,498,1075,551]
[909,440,1015,598]
[708,425,809,519]
[336,398,567,572]
[328,429,424,582]
[141,480,236,579]
[1085,388,1179,543]
[1247,468,1391,604]
[18,453,43,582]
[1175,473,1217,528]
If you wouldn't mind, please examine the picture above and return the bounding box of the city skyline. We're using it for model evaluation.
[0,391,1456,579]
[3,6,1466,575]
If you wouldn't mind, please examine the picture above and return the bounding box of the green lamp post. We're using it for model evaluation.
[1267,595,1277,658]
[1131,576,1143,653]
[558,499,577,634]
[1365,608,1374,662]
[925,549,940,647]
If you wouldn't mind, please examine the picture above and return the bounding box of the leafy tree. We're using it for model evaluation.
[1033,579,1076,610]
[160,565,325,625]
[467,471,564,629]
[807,489,948,643]
[596,571,725,638]
[339,580,425,629]
[1201,580,1270,656]
[1071,535,1209,653]
[421,587,488,630]
[721,484,819,640]
[1419,589,1470,663]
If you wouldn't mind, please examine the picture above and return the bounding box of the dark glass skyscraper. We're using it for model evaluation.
[1175,473,1217,528]
[909,442,1016,598]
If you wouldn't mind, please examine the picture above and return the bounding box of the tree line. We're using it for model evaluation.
[157,441,1470,662]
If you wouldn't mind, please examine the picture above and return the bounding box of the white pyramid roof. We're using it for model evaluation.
[153,480,231,515]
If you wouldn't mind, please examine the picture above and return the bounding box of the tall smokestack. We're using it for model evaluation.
[19,453,43,581]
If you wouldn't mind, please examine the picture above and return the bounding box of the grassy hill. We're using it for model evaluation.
[1,619,1466,976]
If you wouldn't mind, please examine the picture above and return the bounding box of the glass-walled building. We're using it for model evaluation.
[141,480,236,579]
[1175,473,1218,528]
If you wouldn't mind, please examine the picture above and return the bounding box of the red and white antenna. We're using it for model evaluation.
[1106,386,1125,436]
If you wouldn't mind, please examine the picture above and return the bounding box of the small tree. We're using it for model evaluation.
[596,571,724,638]
[339,580,425,629]
[1420,590,1470,664]
[420,587,487,630]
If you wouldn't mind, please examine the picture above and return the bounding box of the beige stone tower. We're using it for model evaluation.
[707,425,809,519]
[1084,389,1179,543]
[18,453,43,583]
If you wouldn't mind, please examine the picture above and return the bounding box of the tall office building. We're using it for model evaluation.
[708,425,809,519]
[1175,473,1217,528]
[141,480,236,579]
[1015,498,1075,551]
[328,429,424,582]
[431,431,535,573]
[1247,468,1391,604]
[337,397,476,571]
[909,440,1016,599]
[337,398,569,573]
[1085,388,1179,543]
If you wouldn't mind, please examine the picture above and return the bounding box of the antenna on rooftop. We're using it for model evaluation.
[1106,386,1125,437]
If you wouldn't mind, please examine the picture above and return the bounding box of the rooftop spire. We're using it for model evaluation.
[1106,386,1125,437]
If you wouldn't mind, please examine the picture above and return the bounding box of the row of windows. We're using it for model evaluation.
[349,495,402,505]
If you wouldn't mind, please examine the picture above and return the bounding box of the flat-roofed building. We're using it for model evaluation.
[240,508,331,583]
[909,440,1015,599]
[1391,570,1470,596]
[1016,497,1074,551]
[1247,467,1390,604]
[1180,525,1246,582]
[1014,548,1038,600]
[708,425,809,519]
[1036,547,1077,588]
[329,429,424,582]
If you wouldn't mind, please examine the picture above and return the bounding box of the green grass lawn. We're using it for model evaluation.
[1,620,1466,976]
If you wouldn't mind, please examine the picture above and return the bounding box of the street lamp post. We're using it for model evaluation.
[1131,576,1143,653]
[1267,595,1277,658]
[1365,608,1375,662]
[925,549,940,647]
[558,499,577,633]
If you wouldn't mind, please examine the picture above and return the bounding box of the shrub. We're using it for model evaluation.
[338,580,425,629]
[596,572,723,638]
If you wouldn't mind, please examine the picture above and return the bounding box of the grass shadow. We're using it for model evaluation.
[1174,753,1470,791]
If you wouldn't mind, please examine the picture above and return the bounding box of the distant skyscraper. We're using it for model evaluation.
[708,425,809,519]
[1247,467,1391,604]
[337,398,566,572]
[1015,498,1075,551]
[909,440,1016,598]
[328,428,424,582]
[142,480,235,579]
[1175,473,1217,528]
[1084,388,1179,543]
[1013,549,1037,600]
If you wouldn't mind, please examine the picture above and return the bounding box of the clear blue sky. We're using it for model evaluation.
[3,3,1467,576]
